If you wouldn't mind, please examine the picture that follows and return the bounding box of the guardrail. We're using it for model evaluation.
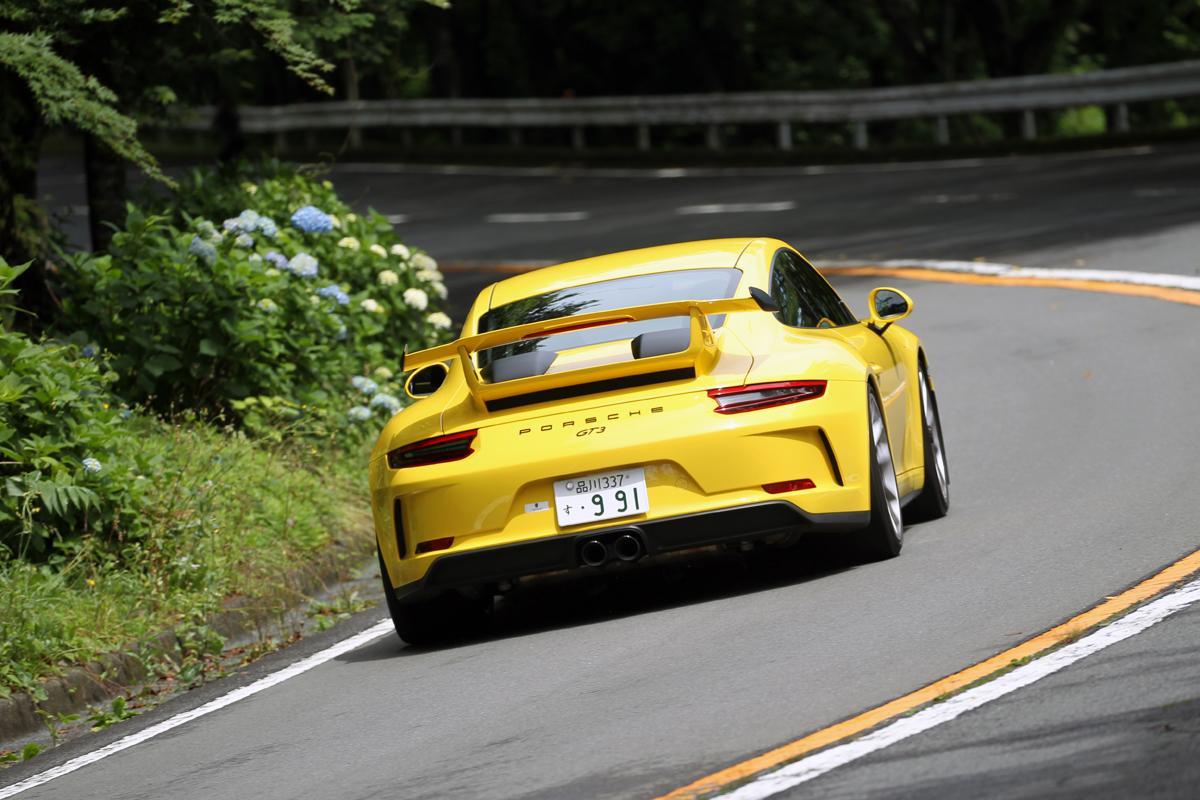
[173,60,1200,151]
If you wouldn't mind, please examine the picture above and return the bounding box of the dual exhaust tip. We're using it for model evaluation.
[580,533,643,567]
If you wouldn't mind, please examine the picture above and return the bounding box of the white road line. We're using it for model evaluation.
[835,259,1200,293]
[676,201,796,215]
[485,211,590,223]
[718,577,1200,800]
[0,620,393,799]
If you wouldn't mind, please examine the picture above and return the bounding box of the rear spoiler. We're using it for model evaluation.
[401,295,767,409]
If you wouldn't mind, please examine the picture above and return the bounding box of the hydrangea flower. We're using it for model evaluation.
[360,298,383,314]
[430,281,448,299]
[291,205,334,234]
[373,366,394,381]
[256,298,278,313]
[337,236,360,250]
[412,252,437,271]
[403,287,429,311]
[288,253,319,279]
[234,233,254,249]
[248,253,263,264]
[369,243,388,258]
[370,393,402,414]
[265,268,281,277]
[346,213,358,223]
[426,311,452,330]
[188,236,216,266]
[336,325,348,341]
[265,251,289,270]
[329,214,341,229]
[351,376,379,396]
[390,243,411,259]
[256,217,278,237]
[82,458,102,474]
[348,406,372,423]
[378,269,399,286]
[81,343,98,358]
[242,182,258,195]
[195,220,219,240]
[416,268,443,283]
[317,285,350,306]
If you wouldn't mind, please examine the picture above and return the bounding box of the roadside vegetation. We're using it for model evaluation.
[0,162,451,707]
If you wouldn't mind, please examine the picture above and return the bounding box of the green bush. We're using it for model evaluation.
[58,165,452,435]
[0,260,139,557]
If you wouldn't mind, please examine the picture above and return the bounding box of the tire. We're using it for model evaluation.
[378,547,491,645]
[850,387,904,561]
[906,362,950,522]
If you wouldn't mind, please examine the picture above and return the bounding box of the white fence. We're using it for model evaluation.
[173,60,1200,151]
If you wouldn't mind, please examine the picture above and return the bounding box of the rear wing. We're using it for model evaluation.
[401,296,767,409]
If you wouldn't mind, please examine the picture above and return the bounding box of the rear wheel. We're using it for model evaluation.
[378,547,491,645]
[906,362,950,522]
[850,388,904,560]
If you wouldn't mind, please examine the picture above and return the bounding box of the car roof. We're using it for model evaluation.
[486,238,761,310]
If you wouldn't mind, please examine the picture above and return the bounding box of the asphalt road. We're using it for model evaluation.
[11,145,1200,798]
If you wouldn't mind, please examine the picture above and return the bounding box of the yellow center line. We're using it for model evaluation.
[658,547,1200,800]
[822,266,1200,307]
[659,263,1200,799]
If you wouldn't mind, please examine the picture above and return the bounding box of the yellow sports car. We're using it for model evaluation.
[370,238,948,643]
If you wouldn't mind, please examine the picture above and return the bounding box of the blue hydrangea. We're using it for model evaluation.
[188,236,216,266]
[369,393,402,414]
[265,251,288,270]
[195,220,218,240]
[234,233,254,249]
[317,284,349,305]
[350,376,379,396]
[347,406,372,423]
[291,205,333,234]
[119,408,133,420]
[82,457,102,474]
[256,216,278,238]
[288,253,319,279]
[336,325,348,342]
[81,344,98,358]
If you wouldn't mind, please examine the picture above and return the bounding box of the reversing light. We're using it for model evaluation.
[763,479,816,494]
[387,429,477,469]
[708,381,827,414]
[415,537,454,554]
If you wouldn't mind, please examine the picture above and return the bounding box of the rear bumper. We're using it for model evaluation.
[391,500,867,601]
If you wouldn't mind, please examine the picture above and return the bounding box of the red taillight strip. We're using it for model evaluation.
[707,380,827,414]
[387,429,478,469]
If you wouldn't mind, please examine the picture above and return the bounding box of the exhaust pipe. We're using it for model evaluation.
[580,539,608,567]
[613,534,643,562]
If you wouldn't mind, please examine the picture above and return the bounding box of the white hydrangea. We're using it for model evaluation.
[248,253,263,263]
[426,311,452,330]
[430,281,448,299]
[369,243,388,258]
[416,268,443,283]
[373,366,394,381]
[378,269,399,286]
[360,298,384,314]
[403,287,428,311]
[412,252,437,271]
[390,243,410,259]
[346,213,358,223]
[329,214,341,229]
[337,236,360,250]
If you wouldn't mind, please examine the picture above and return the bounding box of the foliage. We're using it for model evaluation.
[87,695,138,731]
[0,416,364,697]
[0,259,139,557]
[56,164,451,434]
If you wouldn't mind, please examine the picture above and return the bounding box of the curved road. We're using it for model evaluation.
[9,145,1200,799]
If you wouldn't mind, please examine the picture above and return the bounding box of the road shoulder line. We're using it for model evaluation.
[658,546,1200,799]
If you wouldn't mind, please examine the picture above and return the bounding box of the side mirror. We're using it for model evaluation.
[867,287,913,332]
[749,286,780,313]
[404,362,449,399]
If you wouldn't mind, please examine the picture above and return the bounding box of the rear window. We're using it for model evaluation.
[477,268,742,367]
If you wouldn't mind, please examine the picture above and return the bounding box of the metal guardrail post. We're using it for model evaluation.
[777,120,793,151]
[572,126,585,150]
[853,121,869,150]
[1021,109,1037,140]
[706,124,722,151]
[509,127,523,147]
[1115,103,1131,133]
[637,124,651,151]
[936,116,950,145]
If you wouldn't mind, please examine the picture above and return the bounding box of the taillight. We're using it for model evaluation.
[387,429,477,469]
[708,381,826,414]
[763,479,816,494]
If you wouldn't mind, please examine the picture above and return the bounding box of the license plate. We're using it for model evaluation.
[553,467,648,527]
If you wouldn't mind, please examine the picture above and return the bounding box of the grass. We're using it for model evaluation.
[0,417,370,699]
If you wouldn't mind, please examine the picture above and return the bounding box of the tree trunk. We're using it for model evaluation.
[83,132,127,253]
[0,71,56,328]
